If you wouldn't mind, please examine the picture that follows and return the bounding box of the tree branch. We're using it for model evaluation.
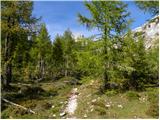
[2,98,36,114]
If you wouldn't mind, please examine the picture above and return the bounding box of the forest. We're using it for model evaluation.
[1,0,159,119]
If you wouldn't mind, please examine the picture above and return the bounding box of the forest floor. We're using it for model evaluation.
[1,77,159,119]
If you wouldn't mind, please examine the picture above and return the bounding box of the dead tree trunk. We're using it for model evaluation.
[2,98,36,114]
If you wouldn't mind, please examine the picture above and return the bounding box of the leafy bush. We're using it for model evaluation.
[146,97,159,118]
[125,91,140,100]
[94,106,107,115]
[92,100,105,108]
[146,88,159,118]
[105,90,118,96]
[80,76,94,84]
[147,88,158,102]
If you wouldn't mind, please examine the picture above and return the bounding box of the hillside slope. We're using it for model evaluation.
[132,15,159,49]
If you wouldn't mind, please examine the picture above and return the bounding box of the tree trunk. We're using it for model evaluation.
[3,32,12,88]
[39,57,45,81]
[103,26,109,88]
[65,55,68,77]
[3,16,14,88]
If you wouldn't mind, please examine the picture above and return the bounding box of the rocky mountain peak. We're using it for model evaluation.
[132,15,159,49]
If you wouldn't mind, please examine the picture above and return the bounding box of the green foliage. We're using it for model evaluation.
[29,24,52,80]
[1,1,159,119]
[75,38,103,77]
[146,88,159,118]
[95,106,107,116]
[1,1,38,87]
[146,97,159,118]
[105,90,118,96]
[125,91,140,100]
[118,32,149,90]
[145,46,159,84]
[135,1,159,16]
[78,1,130,88]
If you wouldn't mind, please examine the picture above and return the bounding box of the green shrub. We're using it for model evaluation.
[125,91,140,100]
[95,106,107,115]
[105,90,118,96]
[146,97,159,118]
[147,88,158,102]
[92,100,105,108]
[80,76,93,84]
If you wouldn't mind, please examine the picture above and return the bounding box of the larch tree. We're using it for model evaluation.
[1,1,38,88]
[32,24,52,81]
[62,29,75,77]
[135,0,159,16]
[78,1,130,89]
[52,35,64,78]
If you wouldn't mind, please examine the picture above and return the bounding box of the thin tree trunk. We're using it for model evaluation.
[42,59,45,79]
[65,56,68,77]
[3,16,13,88]
[103,26,109,87]
[3,33,12,88]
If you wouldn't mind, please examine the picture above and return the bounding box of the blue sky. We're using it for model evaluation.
[32,1,152,40]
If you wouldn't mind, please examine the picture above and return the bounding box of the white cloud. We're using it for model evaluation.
[46,23,100,41]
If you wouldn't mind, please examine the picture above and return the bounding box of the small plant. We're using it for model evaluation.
[125,91,140,100]
[92,100,105,108]
[146,97,159,118]
[105,90,118,96]
[95,106,107,115]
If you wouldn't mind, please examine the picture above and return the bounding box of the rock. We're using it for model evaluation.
[84,114,87,118]
[87,94,91,97]
[134,116,137,118]
[92,99,97,103]
[90,105,94,108]
[105,104,111,108]
[64,101,68,104]
[117,104,123,108]
[60,112,66,117]
[139,97,146,102]
[90,108,94,112]
[132,15,159,49]
[60,101,64,104]
[105,82,119,89]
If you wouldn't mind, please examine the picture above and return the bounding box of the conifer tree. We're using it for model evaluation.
[31,24,52,80]
[78,1,130,88]
[135,1,159,16]
[1,1,38,87]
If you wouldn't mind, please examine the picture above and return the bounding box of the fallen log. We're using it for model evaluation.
[2,98,36,114]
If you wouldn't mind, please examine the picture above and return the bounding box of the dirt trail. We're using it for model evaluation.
[65,88,78,119]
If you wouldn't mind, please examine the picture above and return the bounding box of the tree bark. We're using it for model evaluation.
[3,25,12,87]
[65,55,68,77]
[103,26,109,86]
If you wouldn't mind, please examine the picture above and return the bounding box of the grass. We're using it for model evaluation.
[74,78,158,119]
[1,79,73,119]
[1,77,159,119]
